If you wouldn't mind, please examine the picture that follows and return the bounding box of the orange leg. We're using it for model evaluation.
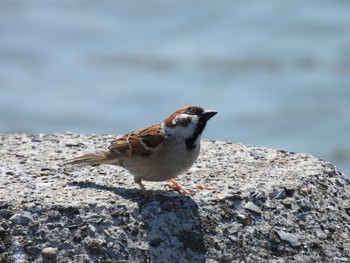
[196,185,216,190]
[165,179,194,195]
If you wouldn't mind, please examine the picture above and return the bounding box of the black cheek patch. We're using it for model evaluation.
[177,117,192,127]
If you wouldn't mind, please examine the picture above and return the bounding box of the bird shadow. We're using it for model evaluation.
[66,180,207,262]
[67,180,183,203]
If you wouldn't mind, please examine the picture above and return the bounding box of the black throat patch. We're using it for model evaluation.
[185,118,207,150]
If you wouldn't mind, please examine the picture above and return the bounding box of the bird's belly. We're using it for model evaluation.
[123,141,200,182]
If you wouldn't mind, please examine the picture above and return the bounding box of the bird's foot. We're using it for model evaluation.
[165,179,194,195]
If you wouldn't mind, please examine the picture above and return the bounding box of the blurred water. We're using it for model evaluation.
[0,0,350,177]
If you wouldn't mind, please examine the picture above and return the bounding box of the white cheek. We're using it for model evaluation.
[172,114,197,125]
[164,118,199,139]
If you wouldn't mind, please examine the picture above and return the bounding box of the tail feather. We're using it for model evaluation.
[62,151,111,166]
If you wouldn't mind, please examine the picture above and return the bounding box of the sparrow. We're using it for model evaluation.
[62,106,217,195]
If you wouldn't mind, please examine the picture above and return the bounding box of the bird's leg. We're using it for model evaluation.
[165,179,193,195]
[135,179,152,197]
[137,181,147,192]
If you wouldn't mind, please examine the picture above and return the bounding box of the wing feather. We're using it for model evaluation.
[108,124,164,157]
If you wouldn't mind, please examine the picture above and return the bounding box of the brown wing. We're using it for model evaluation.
[108,124,164,157]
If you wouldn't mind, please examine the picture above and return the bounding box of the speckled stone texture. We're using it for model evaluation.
[0,133,350,263]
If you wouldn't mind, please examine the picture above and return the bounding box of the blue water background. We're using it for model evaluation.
[0,0,349,177]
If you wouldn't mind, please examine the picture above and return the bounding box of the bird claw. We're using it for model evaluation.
[165,179,216,195]
[165,179,194,195]
[196,185,216,191]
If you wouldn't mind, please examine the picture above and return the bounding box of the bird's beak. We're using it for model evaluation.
[202,109,218,120]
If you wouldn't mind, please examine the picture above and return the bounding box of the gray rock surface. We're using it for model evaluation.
[0,133,350,262]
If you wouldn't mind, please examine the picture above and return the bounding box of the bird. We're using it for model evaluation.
[62,106,217,195]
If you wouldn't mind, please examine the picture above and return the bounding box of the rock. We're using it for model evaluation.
[296,212,307,222]
[46,223,56,230]
[12,227,26,236]
[336,179,345,187]
[0,221,9,230]
[1,134,350,263]
[334,256,349,262]
[85,238,106,254]
[245,202,262,214]
[47,210,61,220]
[73,234,83,243]
[178,230,205,253]
[42,247,57,259]
[0,209,12,219]
[299,198,313,212]
[281,198,293,208]
[149,238,162,247]
[27,246,41,257]
[275,230,301,247]
[270,188,286,199]
[0,226,5,237]
[346,208,350,217]
[67,224,79,230]
[88,224,97,237]
[10,212,33,225]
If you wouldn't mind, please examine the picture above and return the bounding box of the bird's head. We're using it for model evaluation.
[163,106,217,149]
